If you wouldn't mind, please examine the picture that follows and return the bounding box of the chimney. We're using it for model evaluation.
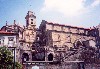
[14,20,16,25]
[6,21,8,26]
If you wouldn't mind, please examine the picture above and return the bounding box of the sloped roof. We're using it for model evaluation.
[0,30,18,35]
[42,20,91,30]
[47,21,90,30]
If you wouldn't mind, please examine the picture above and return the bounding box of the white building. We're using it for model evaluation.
[0,30,19,47]
[0,30,20,62]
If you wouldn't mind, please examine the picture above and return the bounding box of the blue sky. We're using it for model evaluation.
[0,0,100,28]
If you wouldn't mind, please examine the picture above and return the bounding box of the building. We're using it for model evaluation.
[39,20,98,61]
[1,11,37,63]
[0,30,19,47]
[0,30,20,62]
[1,20,24,39]
[1,11,36,48]
[0,11,100,68]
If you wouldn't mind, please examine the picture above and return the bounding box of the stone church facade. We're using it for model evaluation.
[1,11,100,68]
[1,11,37,63]
[39,20,99,61]
[39,20,96,48]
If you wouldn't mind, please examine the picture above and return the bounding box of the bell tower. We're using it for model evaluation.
[23,11,36,48]
[25,11,36,29]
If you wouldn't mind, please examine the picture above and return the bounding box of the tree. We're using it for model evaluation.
[79,46,99,64]
[15,62,22,69]
[0,46,22,69]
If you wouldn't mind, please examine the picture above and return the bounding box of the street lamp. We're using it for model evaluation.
[8,46,16,69]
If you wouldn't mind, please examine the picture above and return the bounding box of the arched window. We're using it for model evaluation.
[75,41,83,48]
[22,53,29,62]
[48,53,53,61]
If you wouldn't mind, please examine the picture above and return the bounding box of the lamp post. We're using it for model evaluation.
[8,46,16,69]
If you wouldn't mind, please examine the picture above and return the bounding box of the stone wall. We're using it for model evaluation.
[46,30,95,49]
[39,20,96,62]
[44,21,89,34]
[85,64,100,69]
[28,64,100,69]
[39,20,95,49]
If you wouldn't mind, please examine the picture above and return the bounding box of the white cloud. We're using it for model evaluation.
[41,0,87,16]
[91,0,100,7]
[39,0,100,28]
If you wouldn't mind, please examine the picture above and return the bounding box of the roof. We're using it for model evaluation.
[43,20,91,30]
[48,22,90,30]
[1,24,24,32]
[0,30,18,35]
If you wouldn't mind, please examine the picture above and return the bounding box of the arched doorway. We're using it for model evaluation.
[22,53,29,62]
[48,53,53,61]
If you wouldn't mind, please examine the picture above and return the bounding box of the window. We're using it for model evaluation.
[3,40,4,43]
[20,43,23,46]
[8,37,14,41]
[31,19,33,21]
[0,39,1,44]
[58,34,61,41]
[7,30,11,32]
[48,53,53,61]
[31,22,33,24]
[22,53,29,62]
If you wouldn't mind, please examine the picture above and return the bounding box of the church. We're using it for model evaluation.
[0,11,100,68]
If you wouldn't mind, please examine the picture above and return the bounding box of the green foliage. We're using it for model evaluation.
[0,46,22,69]
[15,62,22,69]
[0,46,13,68]
[79,46,99,64]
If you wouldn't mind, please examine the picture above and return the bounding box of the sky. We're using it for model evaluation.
[0,0,100,28]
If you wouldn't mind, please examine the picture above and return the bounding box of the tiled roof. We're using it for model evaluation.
[0,30,18,35]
